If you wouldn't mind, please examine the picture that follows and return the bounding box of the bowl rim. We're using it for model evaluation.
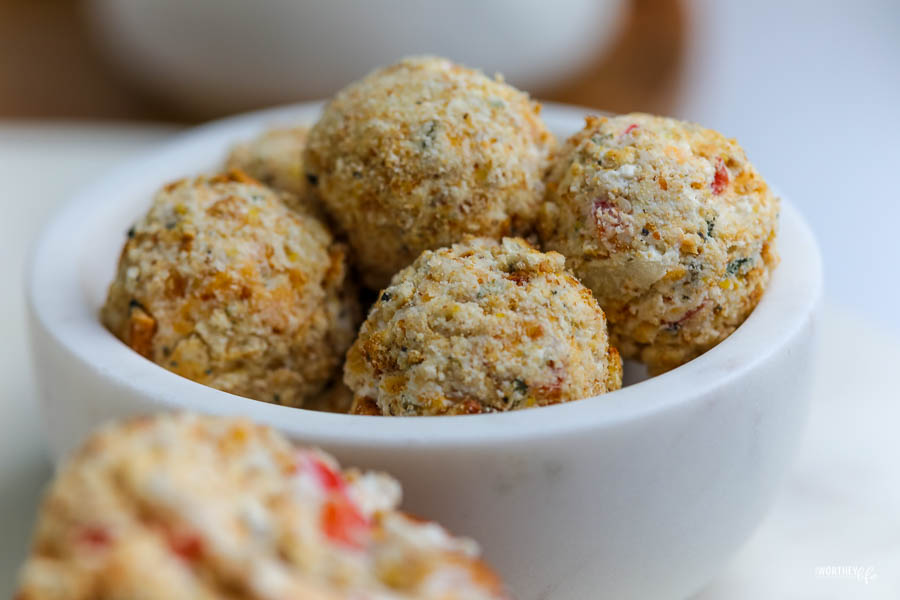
[26,101,823,449]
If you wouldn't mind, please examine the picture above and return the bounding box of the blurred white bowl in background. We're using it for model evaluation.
[87,0,627,115]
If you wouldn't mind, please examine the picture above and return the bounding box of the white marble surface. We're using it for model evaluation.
[1,124,898,597]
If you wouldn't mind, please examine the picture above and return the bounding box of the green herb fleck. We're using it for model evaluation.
[513,378,528,394]
[420,120,439,149]
[688,261,703,283]
[726,257,752,276]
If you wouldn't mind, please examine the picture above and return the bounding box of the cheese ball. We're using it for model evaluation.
[226,125,312,212]
[101,171,359,407]
[344,237,622,416]
[538,114,779,374]
[304,56,556,289]
[15,413,507,600]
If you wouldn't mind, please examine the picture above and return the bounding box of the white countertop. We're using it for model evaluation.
[1,125,898,598]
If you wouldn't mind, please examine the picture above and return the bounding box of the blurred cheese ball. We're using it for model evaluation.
[225,125,311,211]
[101,171,359,407]
[538,114,779,374]
[344,237,622,416]
[15,413,507,599]
[304,56,556,289]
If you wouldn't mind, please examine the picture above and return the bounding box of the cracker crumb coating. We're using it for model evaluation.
[15,413,507,600]
[344,237,622,416]
[101,172,360,407]
[305,56,556,289]
[538,114,779,374]
[226,125,313,212]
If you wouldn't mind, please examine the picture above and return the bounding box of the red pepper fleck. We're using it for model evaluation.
[592,198,624,235]
[595,198,612,210]
[78,526,112,548]
[309,457,345,493]
[675,300,709,325]
[712,158,729,194]
[623,123,638,136]
[168,530,204,563]
[292,451,346,493]
[292,451,371,548]
[320,497,370,549]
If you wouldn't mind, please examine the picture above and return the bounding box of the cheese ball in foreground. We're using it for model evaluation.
[304,56,556,289]
[538,114,779,374]
[226,125,312,212]
[101,171,359,408]
[344,237,622,416]
[16,413,507,600]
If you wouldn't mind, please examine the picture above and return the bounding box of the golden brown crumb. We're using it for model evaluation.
[101,172,360,407]
[305,56,556,289]
[15,413,507,599]
[344,237,622,416]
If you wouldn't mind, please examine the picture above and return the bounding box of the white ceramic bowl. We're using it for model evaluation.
[27,103,822,600]
[87,0,627,115]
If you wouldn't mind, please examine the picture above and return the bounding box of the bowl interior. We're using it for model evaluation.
[28,102,823,449]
